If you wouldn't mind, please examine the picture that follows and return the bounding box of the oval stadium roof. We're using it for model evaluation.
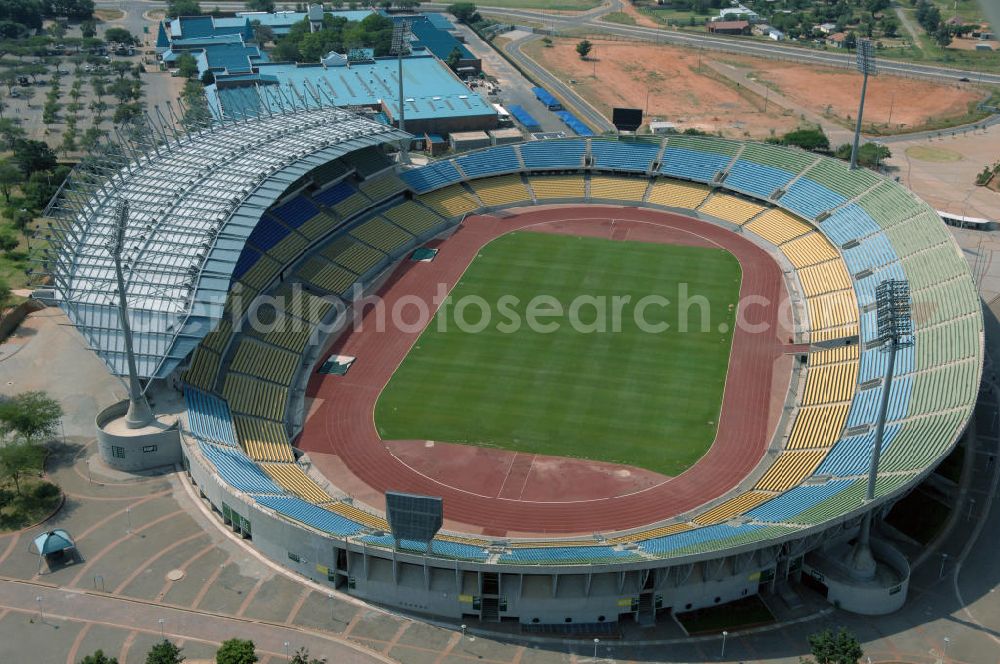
[44,106,407,382]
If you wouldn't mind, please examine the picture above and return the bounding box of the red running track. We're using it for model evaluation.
[298,206,793,537]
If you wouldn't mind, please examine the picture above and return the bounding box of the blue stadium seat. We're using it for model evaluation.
[724,160,796,199]
[271,195,320,228]
[845,375,913,428]
[200,442,284,495]
[246,215,292,252]
[842,234,898,274]
[817,204,881,245]
[400,160,462,193]
[185,388,239,447]
[745,480,855,522]
[499,545,641,564]
[781,178,846,219]
[455,146,520,178]
[231,247,261,282]
[659,147,731,183]
[360,534,489,561]
[254,495,366,536]
[858,343,914,383]
[813,427,902,477]
[314,181,357,207]
[640,522,769,554]
[589,140,659,172]
[852,262,906,309]
[519,140,586,170]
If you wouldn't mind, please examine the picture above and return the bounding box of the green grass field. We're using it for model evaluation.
[375,232,741,476]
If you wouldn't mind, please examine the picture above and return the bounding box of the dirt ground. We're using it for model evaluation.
[523,39,803,138]
[731,57,987,131]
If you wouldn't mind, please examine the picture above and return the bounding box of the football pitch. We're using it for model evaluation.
[375,231,741,476]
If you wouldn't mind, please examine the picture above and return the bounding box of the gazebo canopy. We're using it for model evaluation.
[32,529,75,556]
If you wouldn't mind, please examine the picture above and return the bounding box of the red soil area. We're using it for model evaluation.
[297,206,794,537]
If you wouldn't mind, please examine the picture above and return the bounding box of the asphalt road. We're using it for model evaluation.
[423,1,1000,86]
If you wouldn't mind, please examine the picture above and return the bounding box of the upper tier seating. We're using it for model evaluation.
[455,145,521,178]
[400,160,462,193]
[589,139,660,172]
[519,139,586,170]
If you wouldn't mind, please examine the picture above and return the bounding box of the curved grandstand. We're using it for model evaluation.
[51,114,982,626]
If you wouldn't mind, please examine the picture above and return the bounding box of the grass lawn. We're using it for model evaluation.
[375,231,740,476]
[601,11,636,26]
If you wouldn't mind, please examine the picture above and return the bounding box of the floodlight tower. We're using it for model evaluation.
[391,20,412,164]
[848,279,913,579]
[107,199,153,429]
[849,38,878,170]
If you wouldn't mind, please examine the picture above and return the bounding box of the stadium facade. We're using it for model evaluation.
[47,107,982,627]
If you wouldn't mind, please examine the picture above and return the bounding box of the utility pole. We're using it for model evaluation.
[847,279,913,579]
[850,38,878,170]
[107,199,153,429]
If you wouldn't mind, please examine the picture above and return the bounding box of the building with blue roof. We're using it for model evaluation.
[210,53,496,134]
[407,15,480,73]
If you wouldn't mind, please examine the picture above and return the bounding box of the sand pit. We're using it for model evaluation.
[523,39,802,138]
[735,58,986,132]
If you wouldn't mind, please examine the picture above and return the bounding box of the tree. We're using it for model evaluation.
[246,0,274,10]
[0,159,22,203]
[776,127,830,152]
[167,0,202,16]
[104,27,135,45]
[80,17,97,38]
[447,2,480,24]
[111,60,133,79]
[808,628,864,664]
[78,651,119,664]
[843,31,857,50]
[43,0,95,20]
[0,118,26,149]
[12,139,56,177]
[0,391,63,444]
[934,24,952,47]
[288,648,323,664]
[445,46,462,70]
[0,441,44,496]
[0,229,17,252]
[215,639,257,664]
[575,39,592,59]
[0,275,9,310]
[145,640,184,664]
[176,53,199,79]
[251,21,274,45]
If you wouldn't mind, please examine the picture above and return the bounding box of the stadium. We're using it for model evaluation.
[47,102,982,631]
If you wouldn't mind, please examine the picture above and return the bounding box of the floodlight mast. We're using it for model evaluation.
[848,279,912,578]
[849,39,878,170]
[107,199,154,429]
[392,21,412,164]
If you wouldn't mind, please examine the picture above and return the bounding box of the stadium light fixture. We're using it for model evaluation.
[107,199,154,429]
[848,278,912,578]
[849,39,878,170]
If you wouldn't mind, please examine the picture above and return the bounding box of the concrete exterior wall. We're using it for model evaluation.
[96,401,182,471]
[182,439,785,625]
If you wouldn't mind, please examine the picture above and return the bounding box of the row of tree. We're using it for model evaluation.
[0,0,95,35]
[79,639,326,664]
[271,13,397,63]
[768,126,891,168]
